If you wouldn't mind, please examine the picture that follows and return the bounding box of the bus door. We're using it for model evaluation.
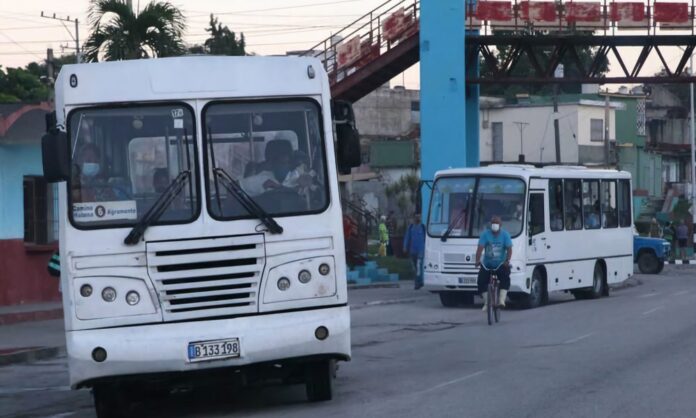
[527,181,548,262]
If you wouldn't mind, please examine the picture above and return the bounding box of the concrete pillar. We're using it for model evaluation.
[420,0,472,217]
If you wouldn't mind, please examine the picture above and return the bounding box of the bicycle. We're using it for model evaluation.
[480,262,505,325]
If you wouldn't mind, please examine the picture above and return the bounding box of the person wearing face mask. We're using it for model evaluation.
[72,143,117,202]
[475,215,513,310]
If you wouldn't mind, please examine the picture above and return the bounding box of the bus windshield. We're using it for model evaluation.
[68,104,198,228]
[203,100,328,219]
[428,176,526,238]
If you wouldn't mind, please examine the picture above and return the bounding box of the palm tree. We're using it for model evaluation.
[83,0,186,62]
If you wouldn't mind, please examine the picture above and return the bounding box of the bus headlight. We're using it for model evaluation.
[318,263,331,276]
[101,287,117,302]
[298,270,312,284]
[126,291,140,306]
[277,277,291,291]
[80,284,93,297]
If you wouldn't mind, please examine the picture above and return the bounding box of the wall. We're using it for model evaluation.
[575,103,617,146]
[0,142,60,306]
[353,86,420,138]
[0,143,43,239]
[479,104,580,163]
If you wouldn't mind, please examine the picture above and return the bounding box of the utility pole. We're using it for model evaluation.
[40,12,81,63]
[553,64,564,163]
[514,121,529,163]
[604,91,610,168]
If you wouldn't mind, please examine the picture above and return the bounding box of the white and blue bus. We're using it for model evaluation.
[424,165,634,308]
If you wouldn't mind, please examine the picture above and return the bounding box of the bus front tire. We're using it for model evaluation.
[305,360,334,402]
[587,262,605,299]
[439,291,460,307]
[93,385,130,418]
[637,251,661,274]
[523,269,545,309]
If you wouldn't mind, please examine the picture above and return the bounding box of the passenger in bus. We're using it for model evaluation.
[72,143,119,203]
[153,168,170,194]
[475,215,512,310]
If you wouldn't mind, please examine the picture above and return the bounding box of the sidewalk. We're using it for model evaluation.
[0,282,430,366]
[0,302,63,326]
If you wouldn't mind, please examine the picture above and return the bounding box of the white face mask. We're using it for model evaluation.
[82,162,100,177]
[491,223,500,232]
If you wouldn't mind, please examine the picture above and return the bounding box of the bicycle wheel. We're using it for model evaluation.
[487,284,494,325]
[494,285,501,323]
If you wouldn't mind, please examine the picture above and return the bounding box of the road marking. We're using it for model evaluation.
[638,292,661,298]
[642,306,664,316]
[418,370,486,394]
[563,333,594,345]
[673,290,690,296]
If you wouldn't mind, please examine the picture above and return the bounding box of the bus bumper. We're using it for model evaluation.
[66,305,351,388]
[424,271,527,293]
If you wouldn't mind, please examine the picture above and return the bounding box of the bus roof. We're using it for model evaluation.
[434,164,631,180]
[55,55,327,108]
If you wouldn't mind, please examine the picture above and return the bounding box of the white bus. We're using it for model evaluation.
[424,165,634,308]
[41,56,359,416]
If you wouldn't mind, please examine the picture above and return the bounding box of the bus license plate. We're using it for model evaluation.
[187,338,240,362]
[458,277,476,285]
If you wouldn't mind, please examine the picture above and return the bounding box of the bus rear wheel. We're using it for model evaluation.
[305,360,334,402]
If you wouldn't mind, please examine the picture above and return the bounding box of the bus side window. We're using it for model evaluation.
[583,180,600,229]
[529,193,545,236]
[618,179,632,227]
[564,179,583,230]
[601,180,618,228]
[549,179,564,231]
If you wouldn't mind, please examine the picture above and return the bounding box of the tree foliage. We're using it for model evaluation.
[83,0,186,62]
[201,14,246,56]
[0,66,50,102]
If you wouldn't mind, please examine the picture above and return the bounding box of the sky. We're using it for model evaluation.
[0,0,692,92]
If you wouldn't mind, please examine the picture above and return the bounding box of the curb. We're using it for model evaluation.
[350,296,429,310]
[667,260,695,265]
[0,346,65,367]
[0,308,63,326]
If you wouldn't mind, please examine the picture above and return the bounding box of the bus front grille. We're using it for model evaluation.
[146,234,265,321]
[442,252,478,274]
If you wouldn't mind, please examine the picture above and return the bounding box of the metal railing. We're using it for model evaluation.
[302,0,420,84]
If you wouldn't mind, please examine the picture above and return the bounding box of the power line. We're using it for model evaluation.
[187,0,367,18]
[40,12,81,63]
[0,30,42,60]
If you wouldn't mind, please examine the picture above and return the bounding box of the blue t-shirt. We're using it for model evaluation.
[478,229,512,268]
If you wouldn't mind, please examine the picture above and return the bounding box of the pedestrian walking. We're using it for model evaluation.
[378,215,389,257]
[403,213,426,289]
[676,221,690,260]
[649,217,662,238]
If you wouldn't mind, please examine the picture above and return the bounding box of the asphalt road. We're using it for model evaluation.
[2,266,695,418]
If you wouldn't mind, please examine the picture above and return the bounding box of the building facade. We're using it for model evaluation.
[0,102,60,306]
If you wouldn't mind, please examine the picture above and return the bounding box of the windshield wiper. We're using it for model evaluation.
[441,208,467,242]
[213,167,283,234]
[124,170,190,245]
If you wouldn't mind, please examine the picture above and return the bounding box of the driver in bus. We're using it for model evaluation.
[72,143,119,202]
[241,139,313,197]
[475,215,513,311]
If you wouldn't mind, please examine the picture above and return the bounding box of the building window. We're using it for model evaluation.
[23,175,57,245]
[590,119,604,142]
[410,100,420,111]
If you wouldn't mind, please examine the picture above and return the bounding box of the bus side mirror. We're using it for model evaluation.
[332,100,361,175]
[42,129,69,183]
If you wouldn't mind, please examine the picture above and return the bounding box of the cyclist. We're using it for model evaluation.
[475,215,513,311]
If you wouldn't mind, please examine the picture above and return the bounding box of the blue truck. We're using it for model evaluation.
[634,234,671,274]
